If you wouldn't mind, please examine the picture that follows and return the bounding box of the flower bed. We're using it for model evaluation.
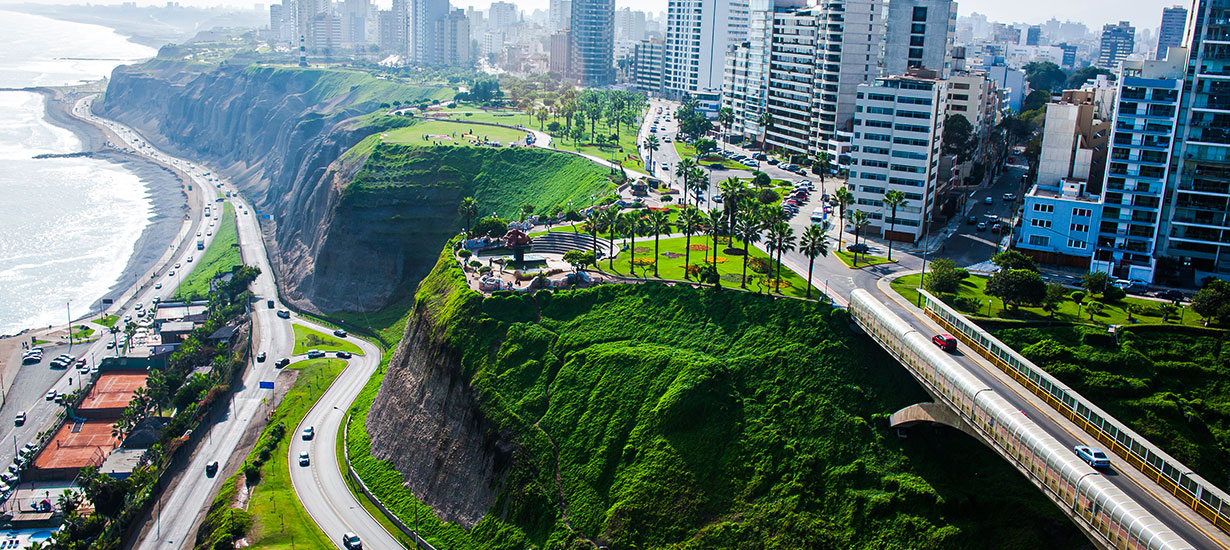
[703,257,729,264]
[688,244,710,252]
[632,257,656,265]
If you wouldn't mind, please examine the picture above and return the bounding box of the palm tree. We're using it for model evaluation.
[678,206,702,279]
[458,197,478,235]
[718,107,734,152]
[759,111,774,150]
[718,177,747,237]
[703,207,725,269]
[814,151,830,184]
[688,167,707,208]
[645,209,672,277]
[603,206,621,269]
[734,216,761,288]
[644,134,660,169]
[622,210,643,275]
[799,223,830,300]
[833,186,854,250]
[675,157,696,203]
[766,222,796,294]
[881,190,908,261]
[849,209,871,266]
[585,209,603,260]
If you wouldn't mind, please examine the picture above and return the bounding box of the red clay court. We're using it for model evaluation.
[32,420,118,476]
[78,370,147,415]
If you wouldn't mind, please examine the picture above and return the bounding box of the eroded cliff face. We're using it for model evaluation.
[98,60,429,312]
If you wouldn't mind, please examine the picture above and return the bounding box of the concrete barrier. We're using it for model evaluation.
[342,417,437,550]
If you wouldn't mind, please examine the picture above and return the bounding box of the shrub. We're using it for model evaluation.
[748,256,771,274]
[458,250,473,259]
[953,296,982,313]
[1102,286,1126,302]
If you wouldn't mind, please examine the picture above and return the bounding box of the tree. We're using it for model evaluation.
[1066,66,1114,89]
[1085,300,1104,322]
[645,209,672,277]
[986,269,1047,310]
[536,107,548,129]
[1125,303,1144,323]
[992,250,1039,272]
[717,107,734,151]
[814,151,831,183]
[719,177,747,237]
[602,206,621,269]
[643,134,660,168]
[1022,89,1051,113]
[675,95,713,140]
[799,223,829,299]
[1042,282,1067,317]
[1024,61,1068,93]
[585,208,603,259]
[678,206,702,279]
[881,190,908,261]
[833,187,854,250]
[752,171,771,188]
[703,207,725,266]
[759,110,774,149]
[471,216,509,238]
[757,188,779,204]
[925,258,969,295]
[849,210,870,265]
[941,114,975,161]
[519,204,535,222]
[1082,271,1111,296]
[458,197,478,234]
[694,138,717,157]
[570,124,586,143]
[563,250,595,272]
[734,216,761,289]
[675,157,697,204]
[1191,279,1230,324]
[765,222,796,293]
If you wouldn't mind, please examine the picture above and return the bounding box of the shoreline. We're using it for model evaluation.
[26,86,187,318]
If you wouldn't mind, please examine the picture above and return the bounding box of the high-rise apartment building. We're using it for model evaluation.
[882,0,956,78]
[434,8,472,66]
[762,0,885,157]
[550,30,572,75]
[489,1,519,29]
[410,0,449,63]
[342,0,370,46]
[721,0,806,144]
[1057,42,1078,67]
[614,8,647,41]
[633,39,665,95]
[1089,48,1186,281]
[1156,6,1188,60]
[663,0,749,98]
[550,0,571,32]
[1163,0,1230,278]
[1098,21,1136,69]
[569,0,615,85]
[390,0,410,54]
[848,71,948,243]
[1026,25,1042,46]
[377,9,401,52]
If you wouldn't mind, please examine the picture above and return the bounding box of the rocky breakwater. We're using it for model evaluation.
[97,56,445,312]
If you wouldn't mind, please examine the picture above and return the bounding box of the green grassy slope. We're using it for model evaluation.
[239,64,454,107]
[993,325,1230,485]
[345,246,1082,550]
[291,325,363,356]
[177,203,240,300]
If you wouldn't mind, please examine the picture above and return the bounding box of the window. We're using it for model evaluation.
[864,146,890,154]
[911,23,926,34]
[1070,223,1089,232]
[865,133,891,142]
[861,159,889,168]
[861,172,887,181]
[1028,235,1050,246]
[1067,239,1088,249]
[909,48,924,59]
[912,6,928,21]
[1033,203,1055,213]
[1072,208,1092,217]
[1030,219,1052,228]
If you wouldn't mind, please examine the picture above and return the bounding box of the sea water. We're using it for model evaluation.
[0,10,157,335]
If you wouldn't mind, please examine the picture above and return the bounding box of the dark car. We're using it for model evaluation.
[275,357,291,368]
[932,334,958,352]
[276,310,291,319]
[1124,283,1151,295]
[333,329,347,338]
[967,216,978,225]
[256,352,266,362]
[336,351,353,359]
[846,243,870,254]
[307,350,326,359]
[1156,289,1186,303]
[266,299,275,309]
[753,153,767,160]
[206,461,219,477]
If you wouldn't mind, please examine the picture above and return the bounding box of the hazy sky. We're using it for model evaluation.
[27,0,1177,29]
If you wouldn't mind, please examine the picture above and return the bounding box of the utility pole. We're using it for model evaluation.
[66,301,72,348]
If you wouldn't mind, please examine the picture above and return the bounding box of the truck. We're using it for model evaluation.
[196,239,205,250]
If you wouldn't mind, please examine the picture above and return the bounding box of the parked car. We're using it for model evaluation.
[333,329,347,338]
[336,351,353,359]
[302,426,315,440]
[932,334,958,352]
[753,153,767,160]
[307,350,325,359]
[298,452,310,466]
[342,532,363,550]
[206,461,219,477]
[846,243,870,254]
[1124,282,1151,295]
[1073,445,1111,469]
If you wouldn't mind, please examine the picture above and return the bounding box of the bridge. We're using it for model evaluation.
[849,284,1230,550]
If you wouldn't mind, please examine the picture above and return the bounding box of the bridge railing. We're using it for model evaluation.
[918,288,1230,534]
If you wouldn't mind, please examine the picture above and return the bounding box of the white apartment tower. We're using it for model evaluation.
[722,0,806,143]
[550,0,572,32]
[848,72,947,243]
[763,0,886,157]
[410,0,449,63]
[663,0,750,98]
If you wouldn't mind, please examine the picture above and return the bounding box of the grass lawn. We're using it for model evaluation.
[891,273,1206,327]
[72,326,94,340]
[381,120,527,148]
[94,315,119,328]
[547,116,646,172]
[244,358,346,549]
[292,325,364,356]
[673,141,753,170]
[596,235,823,299]
[834,250,897,269]
[432,109,535,128]
[176,203,241,300]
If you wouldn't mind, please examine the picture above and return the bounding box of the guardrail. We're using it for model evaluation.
[342,416,438,550]
[918,288,1230,533]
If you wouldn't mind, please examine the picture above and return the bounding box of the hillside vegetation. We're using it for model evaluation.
[176,203,240,300]
[348,246,1083,550]
[994,325,1230,485]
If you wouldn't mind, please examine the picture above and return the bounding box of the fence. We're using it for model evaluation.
[342,416,438,550]
[918,288,1230,533]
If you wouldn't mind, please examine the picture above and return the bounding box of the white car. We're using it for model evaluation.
[45,390,56,401]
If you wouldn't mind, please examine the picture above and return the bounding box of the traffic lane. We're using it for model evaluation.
[867,282,1221,549]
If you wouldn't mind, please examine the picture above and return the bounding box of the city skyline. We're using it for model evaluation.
[22,0,1181,29]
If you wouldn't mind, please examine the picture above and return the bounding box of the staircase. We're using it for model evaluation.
[530,231,614,259]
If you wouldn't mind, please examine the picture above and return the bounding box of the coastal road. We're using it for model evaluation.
[71,96,305,550]
[287,320,403,550]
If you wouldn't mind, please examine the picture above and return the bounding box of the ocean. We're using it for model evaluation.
[0,10,157,335]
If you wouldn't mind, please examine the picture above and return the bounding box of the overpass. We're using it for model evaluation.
[849,285,1230,550]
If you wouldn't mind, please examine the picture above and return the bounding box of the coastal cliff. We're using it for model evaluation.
[98,59,449,312]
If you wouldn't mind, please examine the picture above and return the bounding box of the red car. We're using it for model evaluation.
[932,333,958,352]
